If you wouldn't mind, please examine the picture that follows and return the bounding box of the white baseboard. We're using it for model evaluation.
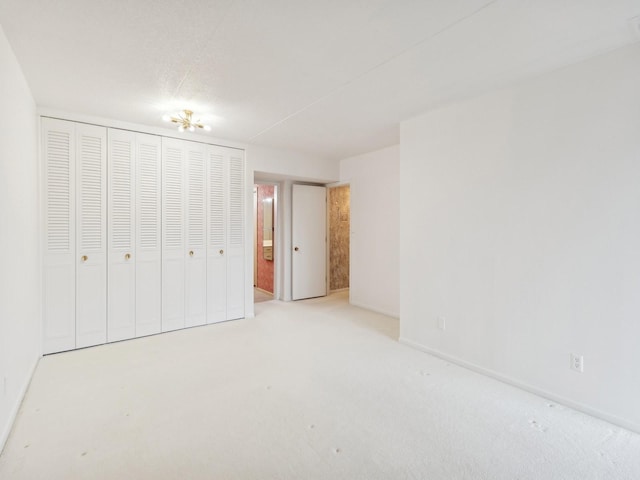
[399,337,640,435]
[254,287,274,296]
[349,300,399,319]
[0,355,41,455]
[329,287,349,293]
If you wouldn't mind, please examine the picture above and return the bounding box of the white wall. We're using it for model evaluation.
[341,145,399,317]
[0,26,41,451]
[399,43,640,432]
[247,144,338,184]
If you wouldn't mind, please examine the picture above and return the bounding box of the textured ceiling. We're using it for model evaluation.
[1,1,639,160]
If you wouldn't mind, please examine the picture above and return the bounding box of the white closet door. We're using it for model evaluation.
[43,118,76,354]
[185,142,207,327]
[226,149,245,320]
[206,146,226,323]
[135,133,162,337]
[162,137,185,332]
[76,123,107,348]
[107,129,136,342]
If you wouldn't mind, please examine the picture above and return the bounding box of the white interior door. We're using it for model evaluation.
[76,123,107,348]
[226,150,245,319]
[107,129,136,342]
[185,142,207,327]
[161,138,185,332]
[42,118,76,354]
[292,184,327,300]
[135,133,162,337]
[206,146,226,323]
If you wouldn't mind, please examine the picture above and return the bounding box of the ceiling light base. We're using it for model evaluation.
[163,109,209,132]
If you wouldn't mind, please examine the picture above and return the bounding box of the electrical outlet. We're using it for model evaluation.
[437,316,446,331]
[570,353,584,373]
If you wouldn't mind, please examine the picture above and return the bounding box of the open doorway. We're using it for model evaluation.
[328,185,350,293]
[254,183,277,303]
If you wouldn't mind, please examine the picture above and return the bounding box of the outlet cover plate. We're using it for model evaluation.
[570,353,584,373]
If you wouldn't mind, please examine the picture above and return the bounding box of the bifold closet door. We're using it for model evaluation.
[135,133,162,337]
[206,146,245,322]
[43,119,246,354]
[162,137,185,332]
[226,150,245,320]
[43,118,76,354]
[185,142,207,327]
[76,123,107,348]
[107,129,135,342]
[206,146,226,323]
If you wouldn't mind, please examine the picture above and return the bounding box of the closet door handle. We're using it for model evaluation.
[189,250,194,257]
[81,255,88,262]
[219,249,224,255]
[124,253,131,260]
[294,247,299,252]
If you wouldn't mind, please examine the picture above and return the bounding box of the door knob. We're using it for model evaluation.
[189,250,194,257]
[294,247,299,252]
[124,253,131,260]
[219,249,224,255]
[81,255,88,262]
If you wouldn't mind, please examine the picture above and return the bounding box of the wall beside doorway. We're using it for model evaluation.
[329,186,350,291]
[256,184,275,293]
[339,145,399,317]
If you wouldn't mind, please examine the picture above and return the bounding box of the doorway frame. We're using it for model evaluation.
[253,181,279,301]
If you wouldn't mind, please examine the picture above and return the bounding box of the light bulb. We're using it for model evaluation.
[162,114,171,122]
[203,125,211,132]
[189,125,195,132]
[178,125,185,132]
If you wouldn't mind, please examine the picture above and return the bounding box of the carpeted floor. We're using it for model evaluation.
[254,287,274,303]
[1,292,639,479]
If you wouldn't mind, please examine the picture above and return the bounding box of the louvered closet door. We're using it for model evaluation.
[43,118,76,354]
[135,133,162,337]
[107,129,135,342]
[206,146,226,323]
[162,137,185,332]
[185,142,207,327]
[76,123,107,349]
[226,149,245,320]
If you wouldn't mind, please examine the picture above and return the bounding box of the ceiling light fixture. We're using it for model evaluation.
[162,109,211,132]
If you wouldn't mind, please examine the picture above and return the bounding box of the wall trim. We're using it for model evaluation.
[0,355,41,455]
[399,337,640,435]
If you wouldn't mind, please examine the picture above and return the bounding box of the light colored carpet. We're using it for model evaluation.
[1,292,639,479]
[254,287,274,303]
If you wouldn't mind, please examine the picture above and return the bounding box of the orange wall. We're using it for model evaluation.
[256,185,274,293]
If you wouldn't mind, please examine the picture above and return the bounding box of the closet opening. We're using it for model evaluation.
[254,183,277,303]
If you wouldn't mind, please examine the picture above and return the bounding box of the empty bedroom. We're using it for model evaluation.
[1,1,639,479]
